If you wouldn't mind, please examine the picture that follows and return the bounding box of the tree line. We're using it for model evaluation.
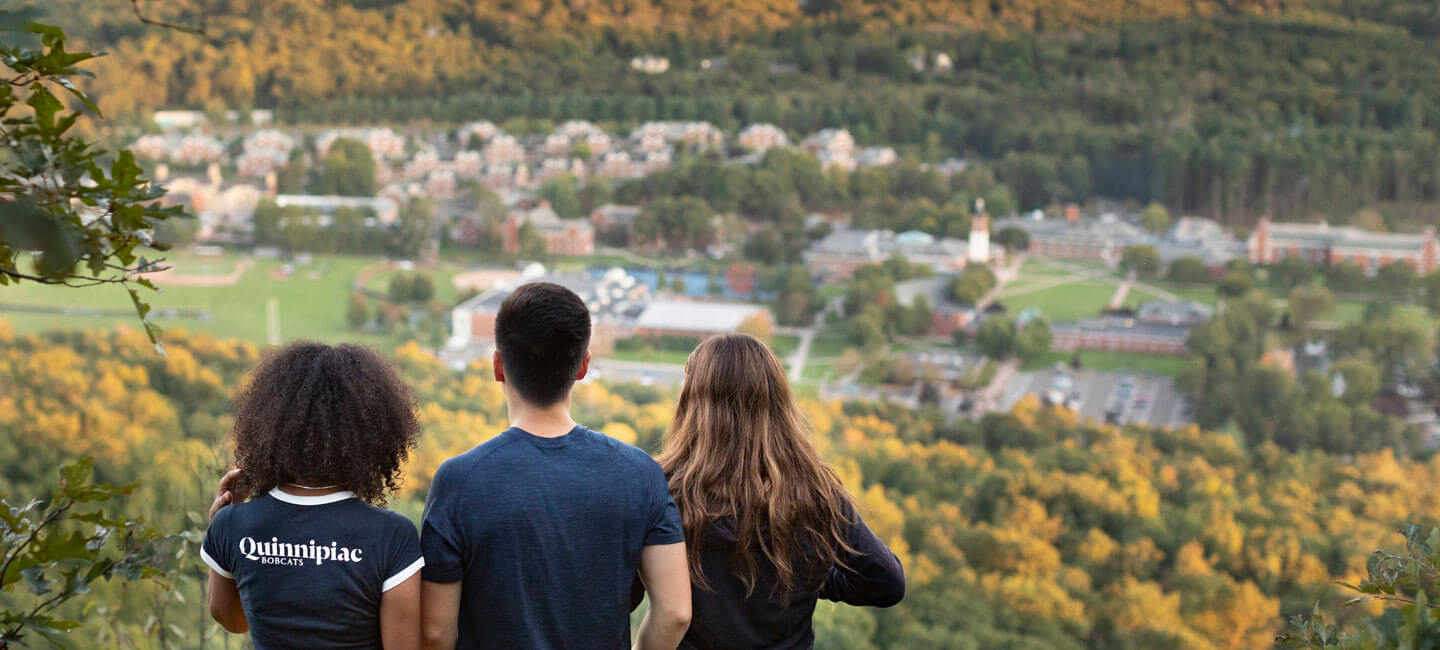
[43,0,1440,226]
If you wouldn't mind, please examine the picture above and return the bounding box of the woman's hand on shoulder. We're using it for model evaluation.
[210,468,242,520]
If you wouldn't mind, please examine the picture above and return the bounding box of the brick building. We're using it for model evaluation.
[501,202,595,256]
[1247,218,1439,275]
[1051,318,1191,356]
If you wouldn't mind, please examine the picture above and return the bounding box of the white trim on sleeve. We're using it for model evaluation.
[200,547,233,579]
[382,557,425,592]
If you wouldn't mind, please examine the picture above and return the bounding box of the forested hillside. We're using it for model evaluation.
[2,323,1438,648]
[28,0,1440,225]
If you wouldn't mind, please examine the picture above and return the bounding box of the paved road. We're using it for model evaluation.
[588,359,686,388]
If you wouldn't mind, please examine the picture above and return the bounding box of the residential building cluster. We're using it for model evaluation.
[136,117,915,255]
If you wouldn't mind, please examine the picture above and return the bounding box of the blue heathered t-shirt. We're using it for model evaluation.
[201,489,424,649]
[421,425,684,649]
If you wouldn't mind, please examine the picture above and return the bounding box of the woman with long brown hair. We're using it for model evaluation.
[640,333,905,649]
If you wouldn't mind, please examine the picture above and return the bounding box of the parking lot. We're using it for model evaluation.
[996,366,1192,429]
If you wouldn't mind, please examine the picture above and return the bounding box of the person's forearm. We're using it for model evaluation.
[633,608,689,650]
[420,627,457,650]
[820,515,906,607]
[207,574,249,633]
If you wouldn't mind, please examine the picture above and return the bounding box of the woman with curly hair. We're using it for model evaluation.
[638,334,905,649]
[201,341,423,649]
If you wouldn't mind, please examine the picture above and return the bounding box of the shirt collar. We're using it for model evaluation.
[268,487,357,506]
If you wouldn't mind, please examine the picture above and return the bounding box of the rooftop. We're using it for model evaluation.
[1136,300,1213,325]
[1053,317,1193,341]
[634,300,767,334]
[457,269,648,321]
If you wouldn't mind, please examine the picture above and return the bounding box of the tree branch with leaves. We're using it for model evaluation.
[0,16,187,352]
[0,458,170,648]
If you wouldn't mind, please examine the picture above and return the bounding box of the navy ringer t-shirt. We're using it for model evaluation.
[202,488,424,649]
[421,425,684,649]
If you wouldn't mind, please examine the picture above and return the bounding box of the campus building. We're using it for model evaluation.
[590,204,643,245]
[1050,317,1192,356]
[1135,300,1213,327]
[894,276,976,337]
[632,301,773,340]
[804,216,1002,283]
[994,213,1241,272]
[448,269,650,356]
[993,214,1143,263]
[1247,218,1439,275]
[501,201,595,257]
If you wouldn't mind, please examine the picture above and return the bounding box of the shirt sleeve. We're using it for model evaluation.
[201,506,236,580]
[643,461,684,546]
[383,516,425,592]
[818,510,906,607]
[420,460,466,583]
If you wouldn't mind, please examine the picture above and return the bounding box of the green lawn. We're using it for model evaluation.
[0,253,391,346]
[808,331,854,359]
[1134,283,1219,307]
[1021,350,1191,377]
[771,334,800,359]
[996,281,1118,322]
[801,361,839,382]
[363,267,464,305]
[1330,300,1366,323]
[1019,258,1114,278]
[995,277,1053,293]
[603,347,692,365]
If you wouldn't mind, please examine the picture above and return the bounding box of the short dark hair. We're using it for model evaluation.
[494,282,591,405]
[230,342,420,506]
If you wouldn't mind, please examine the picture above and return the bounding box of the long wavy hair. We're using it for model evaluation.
[656,334,856,597]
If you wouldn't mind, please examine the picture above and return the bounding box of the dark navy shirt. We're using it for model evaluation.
[201,489,424,649]
[421,425,684,649]
[634,508,905,650]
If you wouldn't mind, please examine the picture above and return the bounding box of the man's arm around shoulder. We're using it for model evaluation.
[633,542,691,650]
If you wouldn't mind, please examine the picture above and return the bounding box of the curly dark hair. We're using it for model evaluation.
[229,341,420,506]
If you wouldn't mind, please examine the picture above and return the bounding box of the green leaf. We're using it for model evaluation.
[25,84,61,132]
[25,21,64,43]
[21,566,53,596]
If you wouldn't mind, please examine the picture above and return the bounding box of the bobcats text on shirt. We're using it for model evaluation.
[202,488,423,649]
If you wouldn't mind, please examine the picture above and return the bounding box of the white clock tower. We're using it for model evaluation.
[969,197,990,264]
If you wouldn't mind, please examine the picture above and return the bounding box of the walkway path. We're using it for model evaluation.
[786,327,815,382]
[148,259,254,287]
[781,296,840,382]
[1108,270,1137,309]
[974,255,1027,312]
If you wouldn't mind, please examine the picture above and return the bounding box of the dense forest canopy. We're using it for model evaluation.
[2,324,1438,647]
[28,0,1440,225]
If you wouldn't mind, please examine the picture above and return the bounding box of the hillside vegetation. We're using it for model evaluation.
[28,0,1440,225]
[1,324,1437,647]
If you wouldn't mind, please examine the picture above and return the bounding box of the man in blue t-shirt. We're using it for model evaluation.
[420,282,691,649]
